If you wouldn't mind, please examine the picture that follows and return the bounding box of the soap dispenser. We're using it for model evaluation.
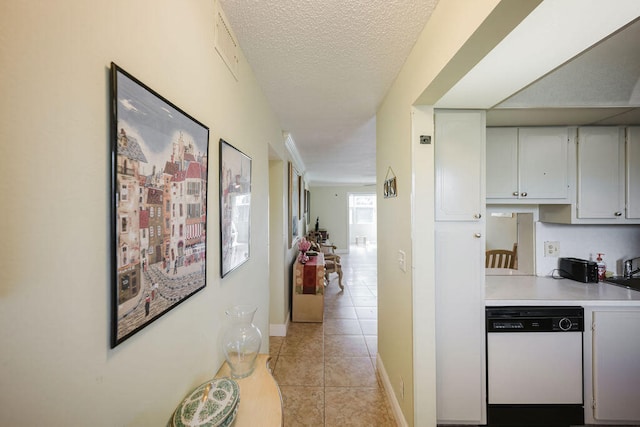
[596,253,606,282]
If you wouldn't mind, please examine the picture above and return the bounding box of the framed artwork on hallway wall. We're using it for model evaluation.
[383,166,397,198]
[288,162,301,247]
[304,189,310,223]
[219,139,252,277]
[110,63,210,348]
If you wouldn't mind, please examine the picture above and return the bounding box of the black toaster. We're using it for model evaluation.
[558,257,599,283]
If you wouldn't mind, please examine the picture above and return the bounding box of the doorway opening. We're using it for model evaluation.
[348,193,377,250]
[486,207,535,275]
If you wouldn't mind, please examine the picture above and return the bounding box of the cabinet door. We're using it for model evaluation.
[628,127,640,219]
[592,311,640,422]
[577,127,625,219]
[518,127,569,200]
[435,110,485,221]
[486,128,518,199]
[435,222,485,424]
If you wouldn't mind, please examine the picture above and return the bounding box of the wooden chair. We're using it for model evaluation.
[485,249,516,269]
[306,231,323,244]
[319,242,344,290]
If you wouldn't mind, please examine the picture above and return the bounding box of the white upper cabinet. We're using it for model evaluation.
[486,127,570,203]
[628,127,640,219]
[540,126,640,224]
[576,127,625,219]
[435,110,485,221]
[486,128,518,199]
[519,128,570,200]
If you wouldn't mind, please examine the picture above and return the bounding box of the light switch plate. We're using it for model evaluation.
[398,250,406,272]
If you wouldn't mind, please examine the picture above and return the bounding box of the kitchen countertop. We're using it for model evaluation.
[486,275,640,306]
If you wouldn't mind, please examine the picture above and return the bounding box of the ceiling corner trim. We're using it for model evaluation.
[283,132,305,173]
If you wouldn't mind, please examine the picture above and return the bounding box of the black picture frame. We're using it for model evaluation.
[110,63,210,347]
[304,189,310,222]
[219,139,252,277]
[384,177,397,198]
[288,162,301,248]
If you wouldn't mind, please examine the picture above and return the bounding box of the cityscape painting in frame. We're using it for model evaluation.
[288,162,300,248]
[110,63,210,347]
[219,139,251,277]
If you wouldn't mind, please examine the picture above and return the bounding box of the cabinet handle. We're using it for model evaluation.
[520,192,528,197]
[474,233,482,238]
[614,212,622,217]
[512,191,519,197]
[473,213,482,219]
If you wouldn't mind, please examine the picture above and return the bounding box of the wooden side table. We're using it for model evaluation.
[292,253,325,322]
[214,354,283,426]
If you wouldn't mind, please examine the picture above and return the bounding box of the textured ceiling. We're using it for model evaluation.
[218,1,640,185]
[500,19,640,108]
[218,0,438,185]
[488,17,640,126]
[431,1,640,127]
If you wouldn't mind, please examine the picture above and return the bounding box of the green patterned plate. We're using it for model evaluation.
[172,378,240,427]
[219,400,239,427]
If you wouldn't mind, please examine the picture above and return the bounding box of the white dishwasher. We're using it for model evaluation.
[486,306,584,426]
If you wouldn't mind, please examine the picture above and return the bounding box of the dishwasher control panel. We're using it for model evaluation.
[486,306,583,332]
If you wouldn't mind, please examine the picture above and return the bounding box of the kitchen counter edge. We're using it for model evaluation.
[486,275,640,307]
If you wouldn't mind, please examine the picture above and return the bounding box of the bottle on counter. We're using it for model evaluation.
[596,253,606,281]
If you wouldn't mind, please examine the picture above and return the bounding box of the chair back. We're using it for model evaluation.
[485,249,516,269]
[306,231,323,244]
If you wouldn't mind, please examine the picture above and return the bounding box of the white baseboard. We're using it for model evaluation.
[269,318,289,337]
[377,354,409,427]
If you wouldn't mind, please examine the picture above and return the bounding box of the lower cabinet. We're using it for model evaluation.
[585,308,640,424]
[435,222,485,424]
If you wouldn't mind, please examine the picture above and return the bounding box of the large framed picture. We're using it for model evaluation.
[288,162,300,247]
[110,63,210,347]
[219,139,251,277]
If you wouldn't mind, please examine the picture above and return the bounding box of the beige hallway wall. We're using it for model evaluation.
[0,1,285,425]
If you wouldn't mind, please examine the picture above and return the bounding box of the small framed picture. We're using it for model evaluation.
[219,139,252,277]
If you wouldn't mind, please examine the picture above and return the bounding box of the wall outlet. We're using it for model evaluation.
[544,241,560,257]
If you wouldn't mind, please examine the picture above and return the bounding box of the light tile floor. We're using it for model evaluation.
[270,244,398,426]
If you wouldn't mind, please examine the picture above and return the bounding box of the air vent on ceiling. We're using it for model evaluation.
[215,2,239,80]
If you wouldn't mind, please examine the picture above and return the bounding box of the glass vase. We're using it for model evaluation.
[222,305,262,379]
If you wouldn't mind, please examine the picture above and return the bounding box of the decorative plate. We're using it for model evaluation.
[172,378,240,427]
[219,400,239,427]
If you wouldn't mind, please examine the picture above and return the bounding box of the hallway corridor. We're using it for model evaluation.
[269,244,398,426]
